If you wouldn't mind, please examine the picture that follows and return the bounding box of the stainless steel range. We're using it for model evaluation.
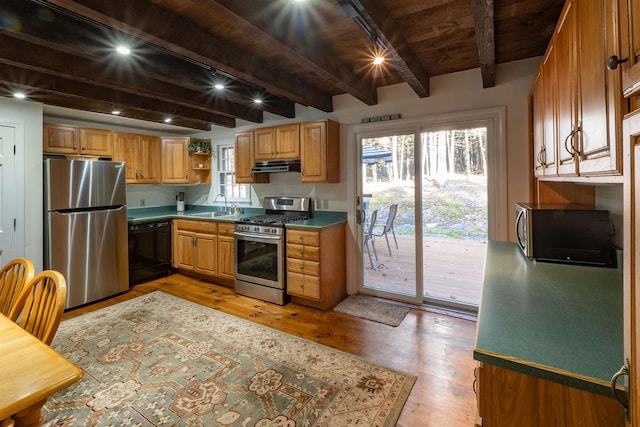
[234,196,313,305]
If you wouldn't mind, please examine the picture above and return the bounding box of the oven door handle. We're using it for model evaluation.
[234,232,283,241]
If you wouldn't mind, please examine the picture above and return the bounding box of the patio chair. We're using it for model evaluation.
[373,203,399,256]
[8,270,67,345]
[363,209,379,270]
[0,258,35,316]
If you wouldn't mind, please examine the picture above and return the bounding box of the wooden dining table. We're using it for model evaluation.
[0,314,83,426]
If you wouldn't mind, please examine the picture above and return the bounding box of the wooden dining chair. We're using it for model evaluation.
[0,258,35,316]
[8,270,67,345]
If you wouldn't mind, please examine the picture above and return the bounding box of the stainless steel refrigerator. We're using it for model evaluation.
[44,158,129,309]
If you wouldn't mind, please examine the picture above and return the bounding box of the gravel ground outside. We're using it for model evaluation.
[365,174,488,240]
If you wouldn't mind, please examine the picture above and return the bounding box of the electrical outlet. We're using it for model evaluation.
[140,198,146,206]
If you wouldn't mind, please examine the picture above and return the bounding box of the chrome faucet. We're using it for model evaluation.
[214,193,228,213]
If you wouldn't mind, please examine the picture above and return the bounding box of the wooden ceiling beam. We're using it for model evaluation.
[1,1,297,121]
[356,0,430,97]
[470,0,496,88]
[0,63,235,128]
[0,33,262,123]
[209,0,378,106]
[41,0,334,112]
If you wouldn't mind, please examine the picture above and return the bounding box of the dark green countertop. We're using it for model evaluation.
[286,212,347,229]
[127,206,346,229]
[127,206,253,223]
[473,240,623,396]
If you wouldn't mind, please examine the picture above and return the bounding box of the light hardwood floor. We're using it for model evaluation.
[63,274,479,426]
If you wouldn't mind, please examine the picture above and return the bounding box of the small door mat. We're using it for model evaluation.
[334,295,410,326]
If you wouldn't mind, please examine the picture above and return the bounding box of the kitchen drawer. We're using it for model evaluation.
[286,230,320,246]
[286,243,320,261]
[287,272,320,300]
[287,258,320,276]
[217,222,235,236]
[174,219,218,234]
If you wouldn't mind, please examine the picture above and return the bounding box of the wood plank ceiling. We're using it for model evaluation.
[0,0,565,130]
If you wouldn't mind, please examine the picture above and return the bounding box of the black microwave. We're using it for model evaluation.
[515,203,615,267]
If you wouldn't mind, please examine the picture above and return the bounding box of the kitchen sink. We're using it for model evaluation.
[187,211,233,218]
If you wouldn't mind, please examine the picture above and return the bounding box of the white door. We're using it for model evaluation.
[0,124,16,265]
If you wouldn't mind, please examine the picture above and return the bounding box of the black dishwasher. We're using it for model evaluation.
[128,220,172,285]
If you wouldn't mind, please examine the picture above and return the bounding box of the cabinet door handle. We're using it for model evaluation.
[536,147,546,167]
[564,128,576,156]
[606,55,628,70]
[610,359,630,423]
[563,123,582,157]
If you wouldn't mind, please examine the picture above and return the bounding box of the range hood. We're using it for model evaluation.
[252,159,301,173]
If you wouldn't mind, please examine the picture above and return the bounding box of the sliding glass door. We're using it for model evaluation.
[354,108,506,312]
[360,133,420,303]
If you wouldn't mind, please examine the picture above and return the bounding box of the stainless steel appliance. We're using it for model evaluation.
[128,220,172,285]
[234,196,313,305]
[44,158,129,309]
[515,202,615,267]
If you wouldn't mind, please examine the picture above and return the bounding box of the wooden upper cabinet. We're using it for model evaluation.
[235,131,269,184]
[254,127,276,160]
[44,123,113,158]
[619,0,640,99]
[531,0,626,179]
[541,43,558,175]
[300,120,340,183]
[532,72,547,177]
[254,124,299,160]
[79,128,113,157]
[161,137,190,184]
[113,132,161,184]
[575,0,625,175]
[555,0,578,176]
[275,124,300,159]
[138,135,161,183]
[43,123,78,155]
[531,43,557,177]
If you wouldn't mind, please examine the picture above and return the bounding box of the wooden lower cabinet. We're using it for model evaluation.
[173,220,217,277]
[216,222,235,284]
[286,224,346,310]
[476,363,624,427]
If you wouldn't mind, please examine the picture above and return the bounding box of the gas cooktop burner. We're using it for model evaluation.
[238,214,307,226]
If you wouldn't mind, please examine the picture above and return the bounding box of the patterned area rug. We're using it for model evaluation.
[43,291,415,426]
[333,296,411,327]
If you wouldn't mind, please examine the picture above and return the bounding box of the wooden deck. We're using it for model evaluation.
[364,234,487,306]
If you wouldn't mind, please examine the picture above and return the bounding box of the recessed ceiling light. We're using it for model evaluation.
[214,83,225,90]
[373,56,385,65]
[111,108,121,115]
[116,45,131,55]
[13,92,26,99]
[164,117,172,123]
[254,98,263,104]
